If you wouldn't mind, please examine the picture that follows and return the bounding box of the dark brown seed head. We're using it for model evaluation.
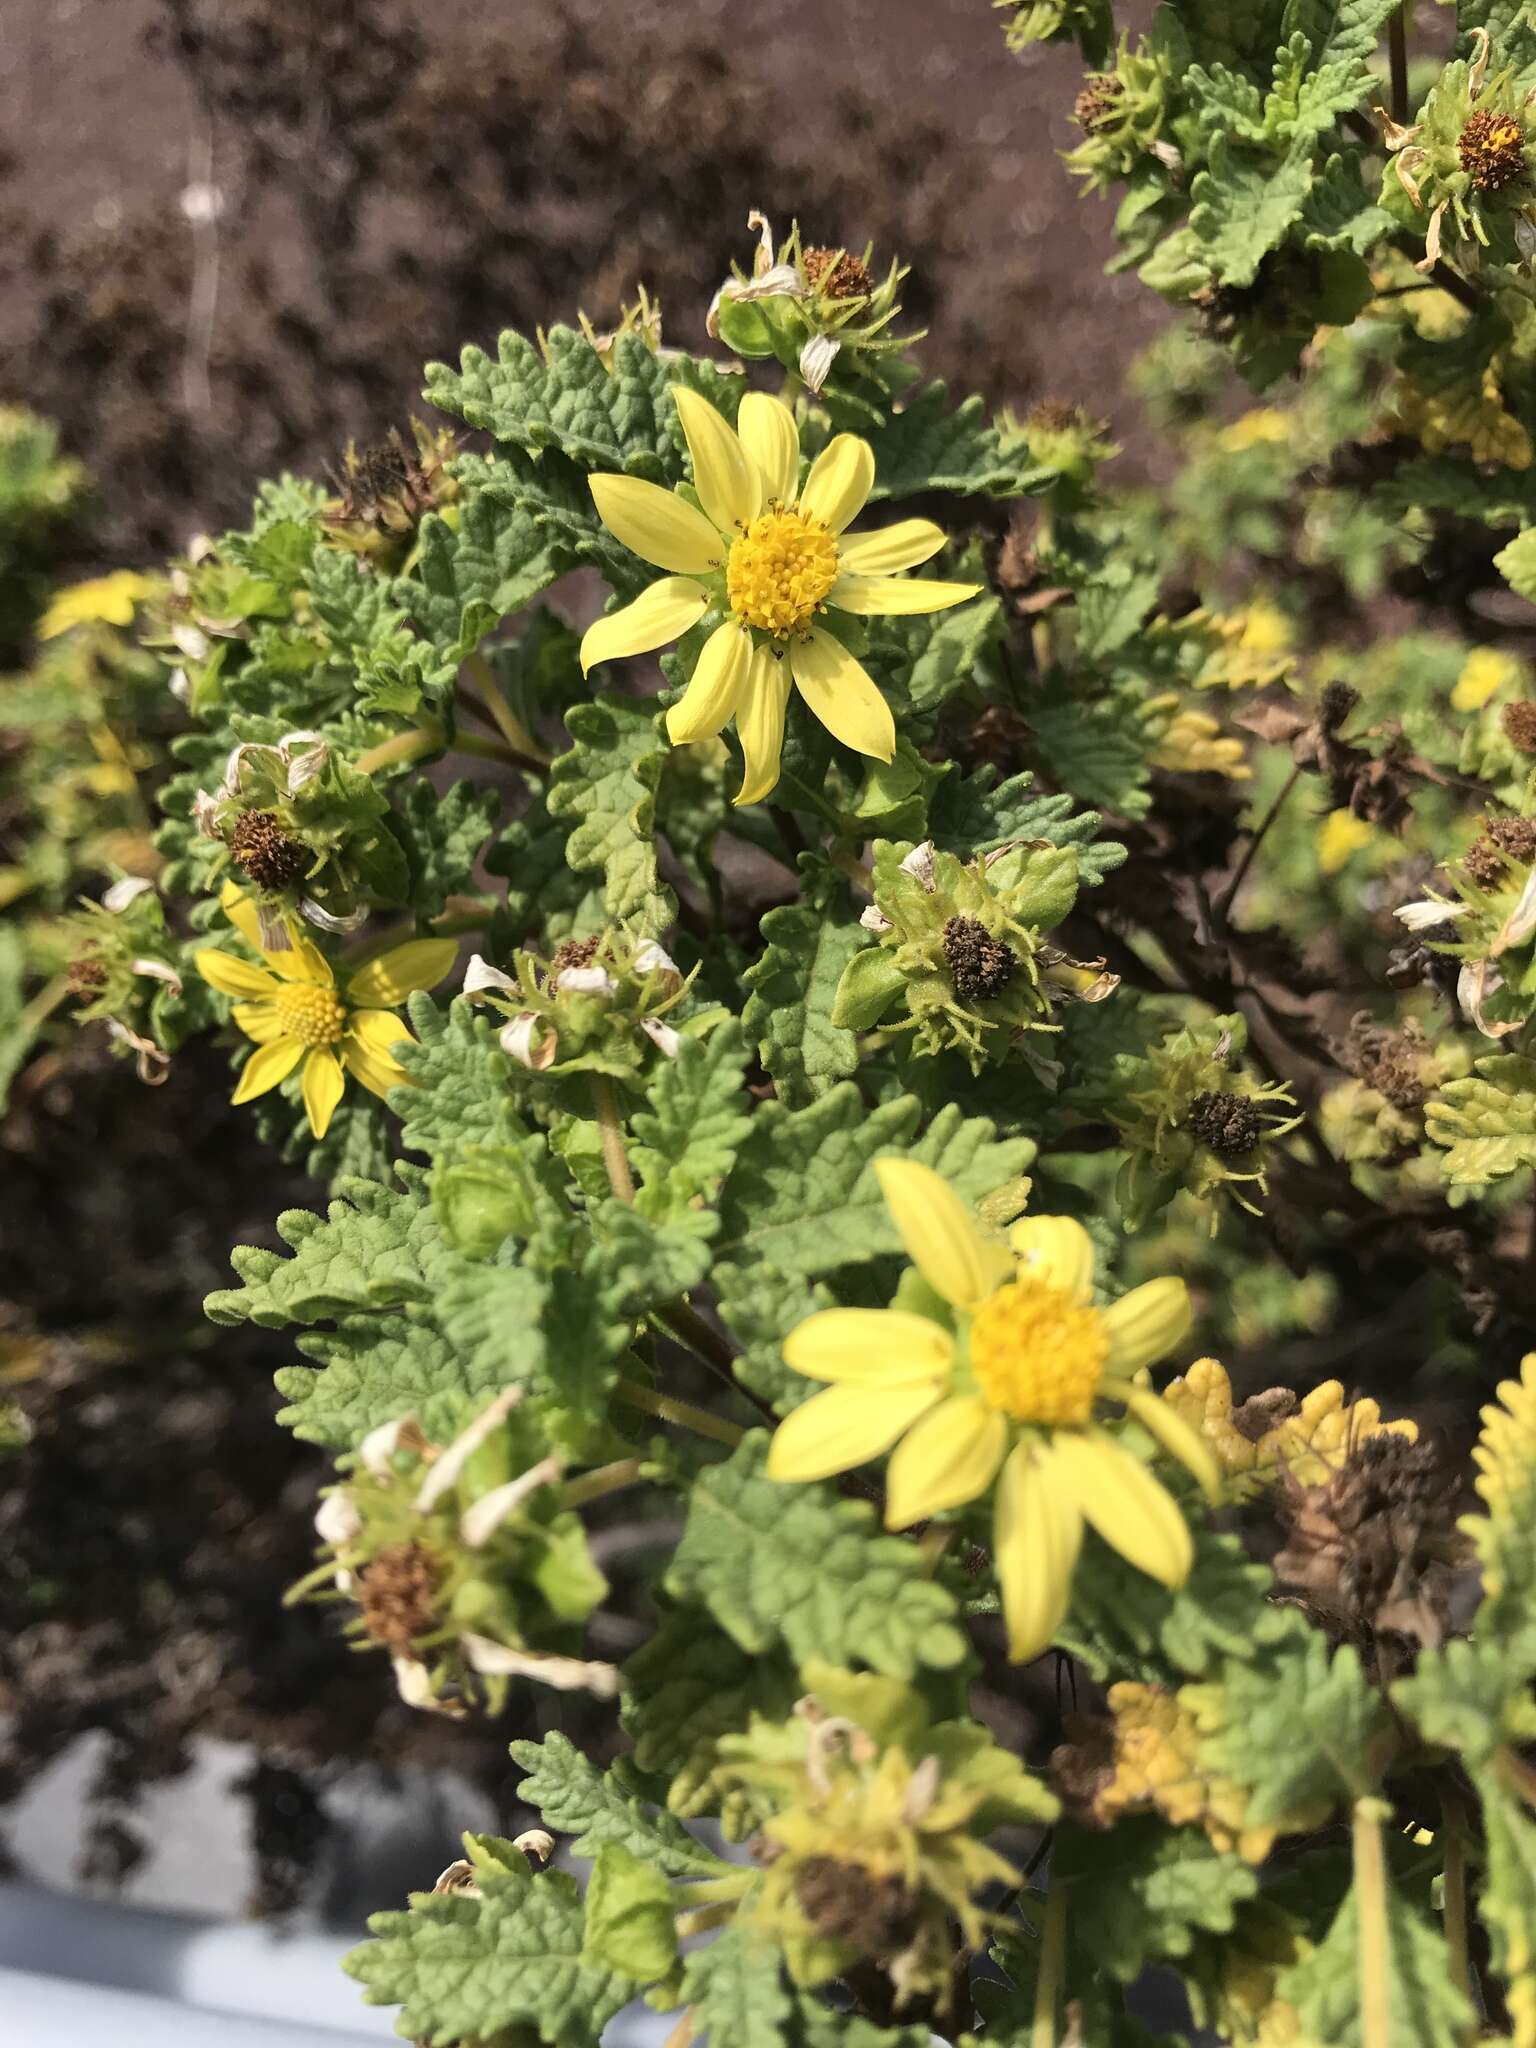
[1320,680,1359,733]
[1459,107,1528,193]
[942,915,1016,1001]
[229,810,310,893]
[792,1855,920,1959]
[67,953,108,1001]
[548,933,603,978]
[802,247,874,300]
[1074,74,1125,133]
[1187,1089,1262,1156]
[1501,700,1536,754]
[1486,813,1536,861]
[356,1541,442,1653]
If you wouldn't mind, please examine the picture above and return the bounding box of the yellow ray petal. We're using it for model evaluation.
[835,519,946,575]
[788,628,895,764]
[197,949,280,1000]
[884,1394,1007,1528]
[1101,1277,1192,1375]
[1008,1216,1096,1305]
[219,880,263,951]
[588,474,723,575]
[579,577,709,676]
[782,1308,955,1385]
[873,1158,1013,1310]
[1110,1383,1224,1505]
[266,935,337,986]
[347,1007,413,1064]
[737,390,800,505]
[672,385,760,534]
[1050,1428,1192,1590]
[734,644,791,806]
[231,1000,287,1045]
[995,1441,1083,1664]
[301,1046,346,1139]
[828,572,983,616]
[230,1035,304,1105]
[342,1038,412,1100]
[666,621,754,745]
[348,939,458,1008]
[798,433,875,532]
[766,1382,941,1485]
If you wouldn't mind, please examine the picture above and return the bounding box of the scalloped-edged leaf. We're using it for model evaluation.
[630,1020,753,1227]
[678,1925,791,2048]
[275,1307,531,1449]
[1199,1638,1388,1825]
[510,1732,723,1877]
[1052,1817,1261,1981]
[622,1608,801,1820]
[403,492,569,657]
[394,777,501,919]
[392,993,522,1164]
[664,1431,968,1675]
[928,765,1126,881]
[1187,131,1316,288]
[1426,1055,1536,1188]
[547,697,674,934]
[859,382,1056,501]
[868,594,1004,721]
[741,903,864,1109]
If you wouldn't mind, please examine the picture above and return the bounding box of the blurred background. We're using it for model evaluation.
[0,0,1171,2020]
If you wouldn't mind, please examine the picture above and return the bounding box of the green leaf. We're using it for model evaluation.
[275,1310,529,1449]
[393,994,521,1164]
[395,778,501,919]
[741,902,864,1108]
[344,1856,630,2048]
[1198,1638,1389,1826]
[1015,687,1153,819]
[1425,1055,1536,1188]
[929,766,1125,882]
[510,1732,724,1877]
[547,697,675,934]
[622,1608,801,1822]
[1472,1760,1536,2043]
[1052,1817,1261,1980]
[860,382,1055,500]
[677,1924,791,2048]
[582,1845,679,1983]
[630,1020,753,1227]
[1496,527,1536,604]
[868,595,1004,722]
[665,1431,968,1675]
[404,492,568,657]
[1186,131,1316,288]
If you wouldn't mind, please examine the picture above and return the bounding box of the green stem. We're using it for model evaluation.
[356,723,443,775]
[452,728,542,771]
[1439,1789,1477,2043]
[559,1457,646,1509]
[464,652,552,766]
[1353,1797,1393,2048]
[1388,6,1408,127]
[1215,758,1303,932]
[614,1377,744,1447]
[591,1074,637,1205]
[1031,1884,1067,2048]
[16,972,71,1043]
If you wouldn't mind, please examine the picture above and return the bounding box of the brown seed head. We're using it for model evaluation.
[1486,813,1536,861]
[1186,1090,1263,1156]
[1026,398,1087,437]
[1074,74,1125,133]
[1501,700,1536,754]
[67,953,108,1001]
[229,810,310,893]
[1048,1712,1118,1825]
[356,1541,442,1653]
[942,915,1017,1002]
[1319,680,1359,733]
[1459,107,1528,193]
[801,247,874,300]
[792,1855,920,1959]
[548,934,603,978]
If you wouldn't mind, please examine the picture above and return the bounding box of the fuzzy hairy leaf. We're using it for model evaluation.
[393,994,521,1164]
[345,1856,629,2048]
[395,777,501,919]
[928,765,1125,881]
[1198,1638,1388,1826]
[622,1609,801,1821]
[547,697,674,933]
[678,1924,792,2048]
[741,902,864,1109]
[1425,1055,1536,1188]
[275,1312,525,1449]
[405,493,569,657]
[630,1020,753,1227]
[1186,132,1315,287]
[510,1732,723,1877]
[869,594,1004,722]
[1474,1761,1536,2048]
[665,1431,968,1674]
[1053,1818,1261,1981]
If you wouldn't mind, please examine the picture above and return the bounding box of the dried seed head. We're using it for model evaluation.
[1048,1711,1118,1824]
[1320,680,1360,733]
[229,810,310,893]
[1186,1090,1263,1156]
[547,934,603,979]
[801,246,874,300]
[67,952,108,1000]
[1026,398,1088,437]
[1501,700,1536,754]
[792,1855,921,1959]
[356,1541,442,1653]
[942,915,1017,1001]
[1074,73,1125,133]
[1459,107,1528,193]
[1465,813,1536,885]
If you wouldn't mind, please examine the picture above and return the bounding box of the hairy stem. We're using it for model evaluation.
[1031,1883,1067,2048]
[591,1074,637,1205]
[559,1457,646,1509]
[614,1377,744,1446]
[356,724,444,775]
[1439,1788,1478,2041]
[1354,1797,1393,2048]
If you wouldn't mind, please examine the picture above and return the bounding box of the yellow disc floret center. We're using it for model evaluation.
[726,507,840,637]
[967,1276,1109,1426]
[273,982,347,1049]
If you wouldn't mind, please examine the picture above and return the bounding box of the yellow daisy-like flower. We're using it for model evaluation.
[766,1160,1221,1663]
[578,387,981,804]
[38,570,158,640]
[195,890,456,1139]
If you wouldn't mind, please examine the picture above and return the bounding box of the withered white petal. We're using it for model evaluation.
[459,1455,563,1549]
[511,1829,555,1864]
[1394,897,1466,931]
[641,1016,682,1058]
[463,953,518,1000]
[192,789,222,838]
[860,904,893,933]
[461,1633,622,1697]
[500,1013,557,1069]
[314,1489,362,1546]
[131,957,183,993]
[359,1412,418,1478]
[799,333,841,394]
[104,876,154,912]
[632,939,680,977]
[554,964,617,996]
[898,841,937,890]
[415,1385,525,1513]
[298,898,367,934]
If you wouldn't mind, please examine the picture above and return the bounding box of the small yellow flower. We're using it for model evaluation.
[1316,807,1381,875]
[1217,410,1291,455]
[1161,1357,1416,1502]
[196,889,456,1138]
[1452,646,1524,712]
[766,1160,1220,1663]
[1151,706,1251,781]
[38,570,158,639]
[578,387,980,804]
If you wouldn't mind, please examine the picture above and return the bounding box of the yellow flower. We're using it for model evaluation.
[38,570,158,639]
[1217,410,1291,455]
[1316,807,1380,875]
[196,889,456,1138]
[766,1160,1220,1663]
[1151,706,1251,781]
[1452,646,1524,712]
[578,387,981,804]
[1161,1357,1416,1503]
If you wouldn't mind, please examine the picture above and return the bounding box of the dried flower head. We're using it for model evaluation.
[229,810,311,893]
[1459,106,1528,192]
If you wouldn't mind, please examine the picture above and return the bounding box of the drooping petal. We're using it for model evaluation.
[348,1007,413,1064]
[219,880,264,951]
[835,519,946,575]
[579,577,709,676]
[1110,1383,1224,1505]
[873,1158,1013,1310]
[196,948,280,1000]
[798,433,876,532]
[666,621,754,745]
[788,628,895,764]
[994,1441,1083,1664]
[342,1038,412,1100]
[884,1394,1007,1528]
[1050,1428,1193,1590]
[783,1308,955,1385]
[1101,1277,1192,1375]
[231,1000,287,1045]
[828,572,983,616]
[672,386,760,533]
[301,1047,347,1139]
[230,1035,304,1105]
[1008,1216,1096,1305]
[765,1382,942,1485]
[737,390,800,505]
[587,474,723,574]
[734,644,791,806]
[348,939,458,1008]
